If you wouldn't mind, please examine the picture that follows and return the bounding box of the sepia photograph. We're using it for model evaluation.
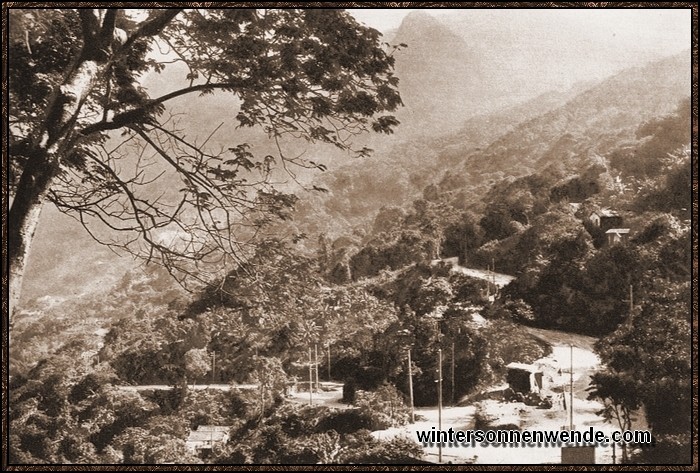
[4,3,696,467]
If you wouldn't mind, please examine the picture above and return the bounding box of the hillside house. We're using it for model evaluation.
[589,209,623,232]
[186,425,230,455]
[605,228,630,245]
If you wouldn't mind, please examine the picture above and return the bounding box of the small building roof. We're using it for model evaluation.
[605,228,630,234]
[196,425,230,432]
[187,431,228,443]
[593,209,620,218]
[506,362,542,373]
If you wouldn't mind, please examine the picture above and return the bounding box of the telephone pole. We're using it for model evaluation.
[451,341,455,405]
[622,284,634,315]
[438,348,443,463]
[308,347,313,405]
[629,285,633,313]
[211,351,216,383]
[407,348,415,423]
[486,262,491,298]
[569,344,574,430]
[314,343,319,391]
[327,344,331,381]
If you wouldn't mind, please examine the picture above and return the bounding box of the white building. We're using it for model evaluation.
[185,425,230,454]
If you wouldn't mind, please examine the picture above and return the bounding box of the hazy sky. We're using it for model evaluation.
[349,8,691,55]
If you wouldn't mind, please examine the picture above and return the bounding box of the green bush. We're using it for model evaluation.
[338,430,425,464]
[316,409,374,434]
[354,384,411,430]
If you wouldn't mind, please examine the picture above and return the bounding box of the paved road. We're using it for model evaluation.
[452,265,515,288]
[117,381,344,393]
[117,383,255,392]
[433,257,516,288]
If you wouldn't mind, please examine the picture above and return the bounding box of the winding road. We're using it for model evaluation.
[433,257,516,288]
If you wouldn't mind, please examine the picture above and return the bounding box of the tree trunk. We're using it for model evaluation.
[8,151,58,327]
[8,54,107,325]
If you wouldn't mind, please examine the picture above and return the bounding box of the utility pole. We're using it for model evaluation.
[260,381,265,419]
[308,347,313,405]
[569,344,574,430]
[314,343,319,391]
[629,285,633,314]
[623,284,634,317]
[438,348,443,464]
[407,348,415,423]
[451,341,455,405]
[211,351,216,384]
[327,344,331,381]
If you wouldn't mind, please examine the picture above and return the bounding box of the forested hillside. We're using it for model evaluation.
[11,83,691,464]
[292,52,690,256]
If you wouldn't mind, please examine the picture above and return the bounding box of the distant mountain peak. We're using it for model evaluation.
[390,10,491,131]
[394,10,464,47]
[400,10,439,25]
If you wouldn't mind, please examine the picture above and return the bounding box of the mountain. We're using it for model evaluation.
[383,9,689,140]
[387,11,492,136]
[16,11,504,305]
[20,208,136,305]
[457,51,691,181]
[438,9,689,101]
[293,51,690,247]
[426,80,598,162]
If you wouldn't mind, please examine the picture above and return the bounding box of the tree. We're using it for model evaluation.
[586,371,640,463]
[371,206,406,236]
[248,355,288,420]
[354,384,411,429]
[184,348,211,387]
[589,282,691,463]
[442,212,483,263]
[479,208,518,242]
[7,8,402,322]
[178,389,247,429]
[112,426,198,464]
[337,430,425,464]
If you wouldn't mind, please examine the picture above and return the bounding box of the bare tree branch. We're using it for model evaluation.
[78,9,99,43]
[119,9,183,53]
[79,82,244,136]
[99,8,118,49]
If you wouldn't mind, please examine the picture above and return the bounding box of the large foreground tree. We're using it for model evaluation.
[6,8,402,322]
